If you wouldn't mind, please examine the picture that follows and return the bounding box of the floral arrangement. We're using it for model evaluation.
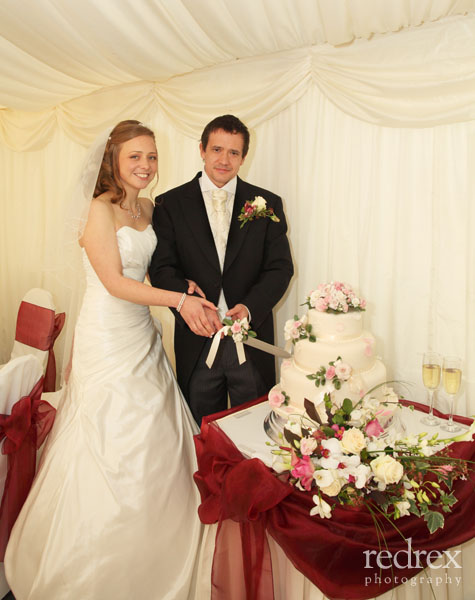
[270,386,475,534]
[238,196,280,228]
[221,317,256,343]
[306,281,366,313]
[284,314,316,345]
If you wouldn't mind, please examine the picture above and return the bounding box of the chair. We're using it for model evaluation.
[10,288,65,392]
[0,354,56,566]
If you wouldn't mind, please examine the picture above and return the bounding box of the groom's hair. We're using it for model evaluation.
[201,115,250,158]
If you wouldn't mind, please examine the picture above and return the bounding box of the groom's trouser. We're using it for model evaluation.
[187,337,268,427]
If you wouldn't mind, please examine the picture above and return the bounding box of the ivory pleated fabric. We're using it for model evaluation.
[4,225,202,599]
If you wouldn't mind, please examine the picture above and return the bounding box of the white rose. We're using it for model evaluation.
[370,454,404,485]
[334,360,352,380]
[341,428,366,454]
[284,319,295,340]
[252,195,267,210]
[320,478,342,497]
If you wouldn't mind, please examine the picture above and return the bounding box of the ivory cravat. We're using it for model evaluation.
[211,188,228,266]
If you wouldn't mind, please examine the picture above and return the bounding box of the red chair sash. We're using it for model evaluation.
[15,301,65,392]
[194,397,475,600]
[0,377,56,560]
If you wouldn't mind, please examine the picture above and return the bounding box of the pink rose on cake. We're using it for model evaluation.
[269,388,289,409]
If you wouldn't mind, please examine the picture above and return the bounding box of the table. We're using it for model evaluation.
[193,398,475,600]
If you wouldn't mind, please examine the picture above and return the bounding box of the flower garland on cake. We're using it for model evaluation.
[305,281,366,313]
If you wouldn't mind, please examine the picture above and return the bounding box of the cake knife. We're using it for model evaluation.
[243,336,291,358]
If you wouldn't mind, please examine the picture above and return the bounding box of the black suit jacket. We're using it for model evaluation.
[149,172,293,397]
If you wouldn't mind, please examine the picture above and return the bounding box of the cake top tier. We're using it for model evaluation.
[305,282,366,314]
[306,309,364,341]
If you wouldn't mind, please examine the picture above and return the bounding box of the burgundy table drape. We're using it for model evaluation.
[194,397,475,600]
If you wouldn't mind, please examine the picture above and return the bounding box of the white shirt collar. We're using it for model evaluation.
[199,170,237,197]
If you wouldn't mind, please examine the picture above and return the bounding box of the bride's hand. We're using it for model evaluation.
[180,296,217,337]
[186,279,206,298]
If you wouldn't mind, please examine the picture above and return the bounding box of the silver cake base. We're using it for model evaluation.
[263,410,287,444]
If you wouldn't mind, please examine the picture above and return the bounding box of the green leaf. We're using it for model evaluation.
[424,510,445,534]
[334,379,341,390]
[441,492,458,508]
[333,414,345,425]
[408,499,420,517]
[342,398,353,415]
[248,330,257,338]
[322,426,335,438]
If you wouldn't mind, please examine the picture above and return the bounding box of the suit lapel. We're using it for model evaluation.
[181,174,221,272]
[224,177,250,273]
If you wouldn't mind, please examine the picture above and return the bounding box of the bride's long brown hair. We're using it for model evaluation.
[94,120,157,203]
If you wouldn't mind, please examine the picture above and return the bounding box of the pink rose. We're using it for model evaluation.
[365,418,384,438]
[314,298,327,312]
[291,454,315,491]
[269,390,285,408]
[326,366,336,379]
[231,321,242,334]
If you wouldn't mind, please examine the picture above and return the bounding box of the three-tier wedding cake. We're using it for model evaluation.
[267,282,391,426]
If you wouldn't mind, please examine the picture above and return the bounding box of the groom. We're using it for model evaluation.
[149,115,293,425]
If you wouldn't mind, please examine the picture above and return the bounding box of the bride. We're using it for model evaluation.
[4,120,215,599]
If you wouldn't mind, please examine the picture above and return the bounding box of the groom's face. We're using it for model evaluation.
[200,129,245,188]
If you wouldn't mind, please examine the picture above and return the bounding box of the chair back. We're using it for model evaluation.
[10,288,65,392]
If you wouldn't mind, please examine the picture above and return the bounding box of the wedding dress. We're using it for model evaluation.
[5,225,202,600]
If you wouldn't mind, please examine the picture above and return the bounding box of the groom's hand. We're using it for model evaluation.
[226,304,249,321]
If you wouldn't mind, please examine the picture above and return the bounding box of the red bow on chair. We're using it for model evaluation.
[15,301,66,392]
[0,377,56,559]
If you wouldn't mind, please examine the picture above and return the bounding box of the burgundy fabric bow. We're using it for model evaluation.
[194,398,293,600]
[194,397,475,600]
[0,376,56,560]
[15,301,65,392]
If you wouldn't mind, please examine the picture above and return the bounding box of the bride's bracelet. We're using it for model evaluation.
[176,292,187,313]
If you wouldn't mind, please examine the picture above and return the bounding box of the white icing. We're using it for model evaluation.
[307,310,363,341]
[271,305,387,421]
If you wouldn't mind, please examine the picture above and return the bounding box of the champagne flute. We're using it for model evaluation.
[420,352,441,426]
[441,356,462,433]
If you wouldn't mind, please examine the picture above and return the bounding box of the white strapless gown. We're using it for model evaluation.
[5,225,203,600]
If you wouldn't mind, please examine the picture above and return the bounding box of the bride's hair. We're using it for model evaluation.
[94,120,156,203]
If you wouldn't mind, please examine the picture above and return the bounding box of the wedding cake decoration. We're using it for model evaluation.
[268,282,393,427]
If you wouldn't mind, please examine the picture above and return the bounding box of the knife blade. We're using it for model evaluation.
[243,336,291,358]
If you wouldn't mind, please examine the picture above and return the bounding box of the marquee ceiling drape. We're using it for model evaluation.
[2,0,475,442]
[1,0,475,149]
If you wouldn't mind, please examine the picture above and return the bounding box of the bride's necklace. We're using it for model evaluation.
[122,202,141,221]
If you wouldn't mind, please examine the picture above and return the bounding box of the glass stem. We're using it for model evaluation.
[427,389,434,416]
[447,395,454,427]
